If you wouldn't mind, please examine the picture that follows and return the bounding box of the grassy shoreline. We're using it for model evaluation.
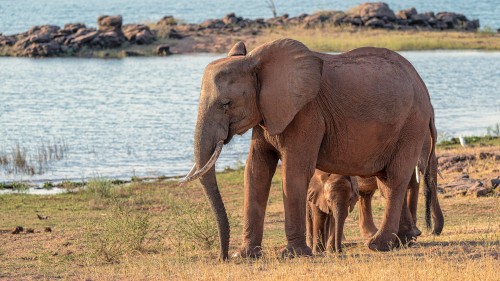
[260,27,500,52]
[1,27,499,59]
[1,135,498,190]
[0,139,499,279]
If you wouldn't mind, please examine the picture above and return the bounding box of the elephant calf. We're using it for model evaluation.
[306,171,358,253]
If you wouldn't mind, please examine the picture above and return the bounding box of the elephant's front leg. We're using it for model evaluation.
[235,131,279,258]
[310,203,327,254]
[280,158,317,258]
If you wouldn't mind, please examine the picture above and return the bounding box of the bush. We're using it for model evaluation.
[86,178,113,198]
[166,194,240,250]
[84,203,158,263]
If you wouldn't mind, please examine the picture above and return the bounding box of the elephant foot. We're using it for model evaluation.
[367,231,397,252]
[413,226,422,237]
[232,246,262,259]
[279,244,313,259]
[396,228,419,245]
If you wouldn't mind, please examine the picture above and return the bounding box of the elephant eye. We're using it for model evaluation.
[221,100,231,112]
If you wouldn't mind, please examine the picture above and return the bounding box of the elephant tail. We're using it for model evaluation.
[424,115,444,234]
[424,117,436,230]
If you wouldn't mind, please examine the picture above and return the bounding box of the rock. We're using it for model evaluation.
[465,20,480,30]
[26,228,35,233]
[365,18,386,28]
[479,152,495,160]
[200,19,225,29]
[168,29,184,39]
[97,15,123,32]
[304,11,346,26]
[135,29,155,44]
[63,23,86,33]
[343,16,363,26]
[397,8,417,20]
[410,13,433,26]
[156,44,171,56]
[122,24,155,44]
[28,25,60,35]
[72,31,98,45]
[467,184,491,197]
[29,33,52,43]
[19,41,61,57]
[91,31,124,48]
[347,2,396,22]
[491,177,500,188]
[0,35,17,47]
[44,227,52,232]
[223,13,241,25]
[434,21,448,30]
[436,12,468,29]
[11,226,24,234]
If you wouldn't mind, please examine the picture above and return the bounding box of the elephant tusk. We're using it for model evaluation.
[415,166,420,184]
[179,140,224,183]
[184,164,197,179]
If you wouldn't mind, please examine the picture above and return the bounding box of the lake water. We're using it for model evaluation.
[0,51,499,183]
[0,0,499,35]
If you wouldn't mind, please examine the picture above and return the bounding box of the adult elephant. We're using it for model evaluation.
[181,38,438,260]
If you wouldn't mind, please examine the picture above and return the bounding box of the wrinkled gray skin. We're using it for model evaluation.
[306,172,358,253]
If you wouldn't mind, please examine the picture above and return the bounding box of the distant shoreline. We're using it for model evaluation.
[1,135,498,191]
[1,2,499,58]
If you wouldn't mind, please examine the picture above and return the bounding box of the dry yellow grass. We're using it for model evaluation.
[0,145,498,280]
[259,26,500,52]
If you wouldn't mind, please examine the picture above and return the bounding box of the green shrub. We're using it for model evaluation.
[86,178,113,198]
[166,194,240,250]
[84,203,158,263]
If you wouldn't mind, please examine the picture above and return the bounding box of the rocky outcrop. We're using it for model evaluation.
[0,2,484,57]
[0,15,156,57]
[438,151,500,198]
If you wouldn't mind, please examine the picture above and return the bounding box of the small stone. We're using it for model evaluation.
[491,177,500,188]
[26,228,35,233]
[44,227,52,232]
[12,226,24,234]
[472,186,492,197]
[156,44,171,56]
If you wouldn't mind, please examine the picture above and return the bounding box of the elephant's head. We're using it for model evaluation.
[180,39,323,260]
[309,172,359,215]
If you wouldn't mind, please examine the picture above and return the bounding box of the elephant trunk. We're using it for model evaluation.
[334,209,347,253]
[198,166,230,260]
[192,115,230,260]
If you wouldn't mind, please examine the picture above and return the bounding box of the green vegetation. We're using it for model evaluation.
[84,202,158,264]
[0,140,69,176]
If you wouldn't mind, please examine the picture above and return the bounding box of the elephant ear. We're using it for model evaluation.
[307,175,330,214]
[228,41,247,56]
[349,176,360,213]
[248,38,323,135]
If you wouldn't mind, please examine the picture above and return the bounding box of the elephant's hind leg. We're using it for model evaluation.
[368,143,422,250]
[358,184,378,239]
[406,171,422,237]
